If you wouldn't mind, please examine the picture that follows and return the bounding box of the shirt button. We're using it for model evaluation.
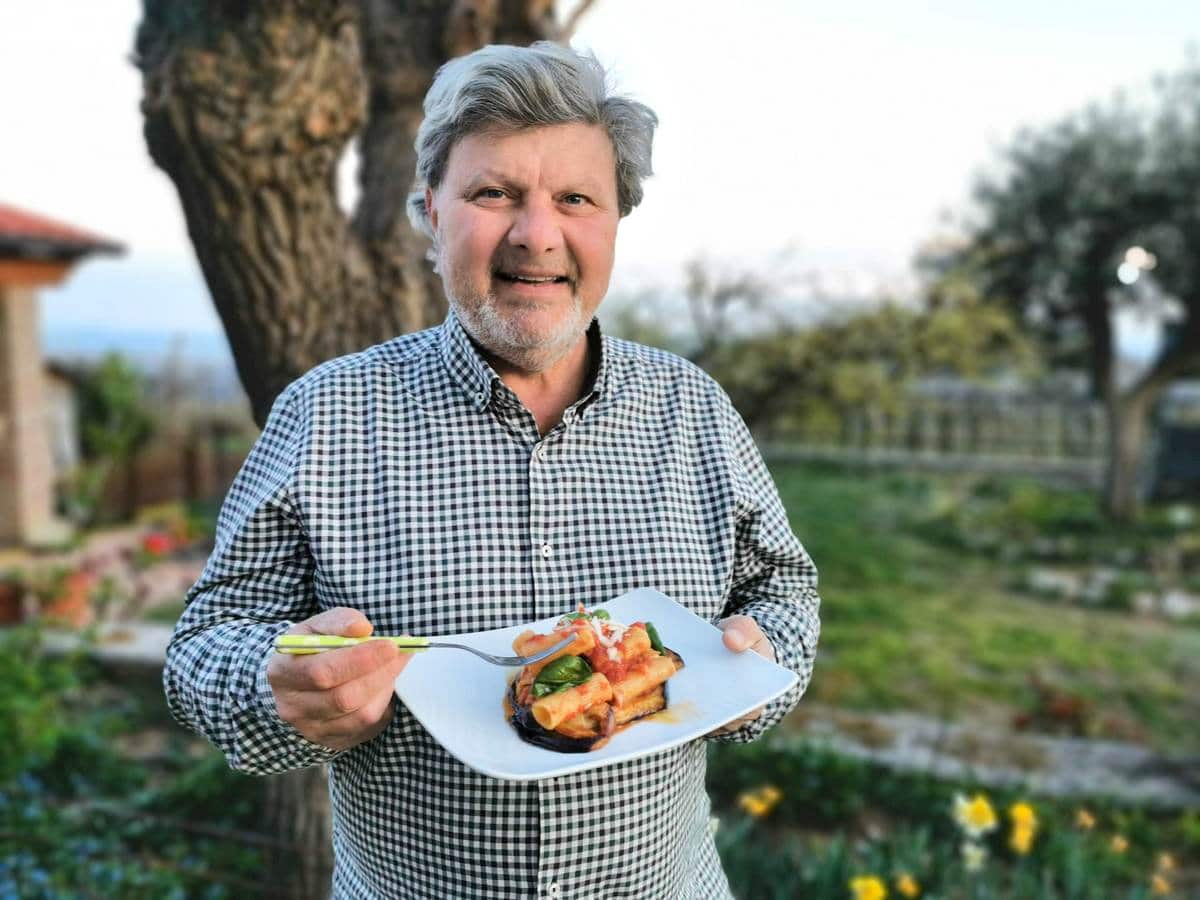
[548,882,562,899]
[541,543,553,559]
[534,444,547,461]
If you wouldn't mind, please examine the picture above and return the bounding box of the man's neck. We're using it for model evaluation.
[485,334,592,436]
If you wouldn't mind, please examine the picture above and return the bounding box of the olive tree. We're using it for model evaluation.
[942,61,1200,521]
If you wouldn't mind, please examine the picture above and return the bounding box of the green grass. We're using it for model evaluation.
[769,461,1200,752]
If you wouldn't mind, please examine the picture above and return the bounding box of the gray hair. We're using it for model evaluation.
[407,42,658,239]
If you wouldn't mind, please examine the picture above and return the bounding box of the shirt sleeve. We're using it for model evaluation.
[162,385,342,774]
[708,391,821,744]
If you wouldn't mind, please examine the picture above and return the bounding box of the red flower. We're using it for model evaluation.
[142,532,173,557]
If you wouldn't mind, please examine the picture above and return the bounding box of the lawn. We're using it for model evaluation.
[768,461,1200,753]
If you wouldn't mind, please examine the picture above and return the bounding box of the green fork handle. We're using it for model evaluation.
[275,634,430,655]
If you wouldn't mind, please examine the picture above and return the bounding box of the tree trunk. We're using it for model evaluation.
[134,4,593,897]
[262,765,332,900]
[1103,391,1154,523]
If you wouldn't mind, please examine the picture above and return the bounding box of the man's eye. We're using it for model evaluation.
[477,188,507,200]
[562,193,588,206]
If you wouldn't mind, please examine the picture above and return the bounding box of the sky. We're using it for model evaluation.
[3,0,1199,347]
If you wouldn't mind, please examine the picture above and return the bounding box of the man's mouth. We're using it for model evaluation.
[495,270,570,285]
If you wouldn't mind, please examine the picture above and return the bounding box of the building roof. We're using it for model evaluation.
[0,203,124,261]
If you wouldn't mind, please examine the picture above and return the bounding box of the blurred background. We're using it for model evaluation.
[1,1,1198,897]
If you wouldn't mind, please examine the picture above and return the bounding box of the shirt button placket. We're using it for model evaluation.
[540,776,564,900]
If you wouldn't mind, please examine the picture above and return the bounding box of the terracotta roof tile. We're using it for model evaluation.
[0,203,123,259]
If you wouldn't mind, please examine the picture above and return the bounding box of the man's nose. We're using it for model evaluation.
[507,195,562,254]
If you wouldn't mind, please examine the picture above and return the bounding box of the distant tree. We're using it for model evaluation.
[705,276,1034,439]
[936,59,1200,521]
[65,354,156,525]
[135,0,595,427]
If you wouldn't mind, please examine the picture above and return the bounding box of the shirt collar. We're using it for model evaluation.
[438,309,499,411]
[437,309,611,417]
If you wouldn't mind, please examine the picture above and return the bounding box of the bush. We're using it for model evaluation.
[0,626,82,782]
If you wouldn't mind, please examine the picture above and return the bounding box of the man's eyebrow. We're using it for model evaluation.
[462,171,521,192]
[461,170,609,195]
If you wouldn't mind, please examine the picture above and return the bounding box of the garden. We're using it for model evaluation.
[1,463,1197,897]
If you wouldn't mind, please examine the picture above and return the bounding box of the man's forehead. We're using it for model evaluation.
[443,124,616,189]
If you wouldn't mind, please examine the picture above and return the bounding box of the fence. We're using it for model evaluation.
[760,382,1110,487]
[93,426,252,521]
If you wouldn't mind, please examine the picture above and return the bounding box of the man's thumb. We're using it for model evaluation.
[292,607,375,638]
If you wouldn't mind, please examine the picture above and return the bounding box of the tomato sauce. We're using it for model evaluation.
[585,622,647,682]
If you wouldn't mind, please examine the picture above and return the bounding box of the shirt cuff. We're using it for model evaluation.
[245,625,348,770]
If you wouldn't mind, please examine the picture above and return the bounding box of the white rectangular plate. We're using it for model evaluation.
[393,587,798,781]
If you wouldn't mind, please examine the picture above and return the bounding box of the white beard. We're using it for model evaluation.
[440,250,588,373]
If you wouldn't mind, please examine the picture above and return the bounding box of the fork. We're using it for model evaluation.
[274,631,578,667]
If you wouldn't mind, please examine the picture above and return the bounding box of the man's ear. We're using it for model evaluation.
[425,187,438,235]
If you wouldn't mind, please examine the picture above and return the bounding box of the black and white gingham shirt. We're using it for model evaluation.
[165,311,820,900]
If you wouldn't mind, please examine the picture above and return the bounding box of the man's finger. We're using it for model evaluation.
[280,652,408,724]
[704,705,764,737]
[287,607,375,638]
[279,654,408,721]
[718,615,773,659]
[270,636,400,692]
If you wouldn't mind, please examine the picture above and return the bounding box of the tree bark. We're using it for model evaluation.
[135,0,588,427]
[1102,313,1200,522]
[259,764,332,900]
[1104,392,1153,522]
[135,4,592,897]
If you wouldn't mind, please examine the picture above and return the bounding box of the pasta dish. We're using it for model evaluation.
[507,604,684,753]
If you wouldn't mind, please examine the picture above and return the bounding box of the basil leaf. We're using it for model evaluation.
[533,655,593,698]
[591,608,611,620]
[645,622,664,654]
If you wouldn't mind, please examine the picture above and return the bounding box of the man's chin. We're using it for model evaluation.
[455,299,584,365]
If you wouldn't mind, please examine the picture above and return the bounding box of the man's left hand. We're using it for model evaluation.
[706,615,776,737]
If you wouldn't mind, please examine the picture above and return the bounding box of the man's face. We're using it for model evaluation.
[427,122,620,371]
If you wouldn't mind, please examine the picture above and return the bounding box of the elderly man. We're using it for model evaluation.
[165,42,819,899]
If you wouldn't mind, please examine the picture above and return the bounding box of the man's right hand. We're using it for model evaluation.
[267,607,411,751]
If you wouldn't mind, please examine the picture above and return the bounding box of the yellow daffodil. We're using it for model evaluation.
[1010,823,1036,855]
[849,875,888,900]
[1007,801,1038,855]
[962,841,987,873]
[1156,852,1176,873]
[737,785,782,818]
[1075,808,1096,830]
[1151,873,1172,896]
[1009,801,1037,829]
[894,872,920,897]
[1110,834,1129,854]
[954,793,998,838]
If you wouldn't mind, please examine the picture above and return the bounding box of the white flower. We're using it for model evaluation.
[953,793,998,839]
[962,841,987,873]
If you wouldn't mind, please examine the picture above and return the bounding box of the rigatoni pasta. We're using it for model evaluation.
[507,604,684,752]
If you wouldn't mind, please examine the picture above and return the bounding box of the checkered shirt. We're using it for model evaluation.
[164,311,820,900]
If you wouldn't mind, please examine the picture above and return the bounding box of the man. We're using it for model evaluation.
[165,42,819,899]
